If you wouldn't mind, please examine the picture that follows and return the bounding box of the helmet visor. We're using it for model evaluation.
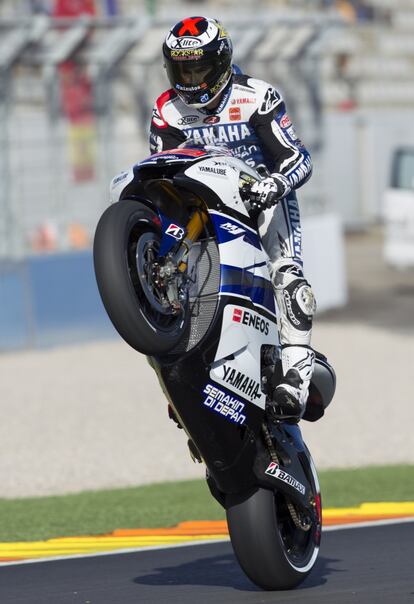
[165,53,229,100]
[166,58,215,89]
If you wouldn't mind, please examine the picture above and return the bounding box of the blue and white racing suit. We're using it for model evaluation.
[149,73,316,406]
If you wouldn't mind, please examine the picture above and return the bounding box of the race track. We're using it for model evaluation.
[0,521,412,604]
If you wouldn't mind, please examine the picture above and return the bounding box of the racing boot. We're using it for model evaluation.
[267,345,315,422]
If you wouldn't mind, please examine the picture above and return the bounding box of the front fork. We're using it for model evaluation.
[159,207,209,313]
[175,208,209,271]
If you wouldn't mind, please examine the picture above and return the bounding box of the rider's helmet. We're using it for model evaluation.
[162,16,233,108]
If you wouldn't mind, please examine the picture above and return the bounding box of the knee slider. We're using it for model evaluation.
[280,277,316,332]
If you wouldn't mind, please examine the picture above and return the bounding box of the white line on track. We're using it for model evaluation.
[323,516,414,532]
[0,517,413,568]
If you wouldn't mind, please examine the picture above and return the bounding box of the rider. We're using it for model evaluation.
[149,16,317,422]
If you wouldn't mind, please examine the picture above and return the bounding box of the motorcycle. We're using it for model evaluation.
[93,141,336,590]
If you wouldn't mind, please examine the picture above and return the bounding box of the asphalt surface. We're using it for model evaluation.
[0,522,413,604]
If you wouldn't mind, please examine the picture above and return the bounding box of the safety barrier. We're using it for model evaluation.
[0,213,346,351]
[0,251,115,350]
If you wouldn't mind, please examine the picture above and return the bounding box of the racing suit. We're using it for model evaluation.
[149,73,316,416]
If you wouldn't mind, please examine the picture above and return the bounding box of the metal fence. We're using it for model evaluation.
[0,13,340,258]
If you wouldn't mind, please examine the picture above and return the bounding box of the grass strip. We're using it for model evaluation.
[0,465,413,543]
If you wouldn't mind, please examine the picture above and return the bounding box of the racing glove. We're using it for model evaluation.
[250,173,291,212]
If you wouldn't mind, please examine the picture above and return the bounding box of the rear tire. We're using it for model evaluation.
[93,200,187,355]
[226,487,320,590]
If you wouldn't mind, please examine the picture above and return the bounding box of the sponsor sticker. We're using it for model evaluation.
[203,115,220,125]
[177,83,205,92]
[286,156,312,188]
[170,49,204,58]
[165,223,185,240]
[200,93,210,103]
[287,197,302,258]
[232,308,243,323]
[231,98,255,105]
[280,113,292,128]
[169,37,202,49]
[202,383,246,425]
[229,107,241,121]
[198,165,227,176]
[185,123,252,145]
[178,115,199,126]
[218,23,228,39]
[112,171,128,186]
[265,462,306,495]
[231,307,270,335]
[286,125,298,140]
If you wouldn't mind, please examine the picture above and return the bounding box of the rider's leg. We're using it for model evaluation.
[257,192,316,419]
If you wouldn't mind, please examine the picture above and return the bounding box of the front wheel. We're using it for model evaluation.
[226,487,321,590]
[93,200,187,355]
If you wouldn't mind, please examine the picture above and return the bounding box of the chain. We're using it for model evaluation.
[262,422,279,464]
[287,501,311,531]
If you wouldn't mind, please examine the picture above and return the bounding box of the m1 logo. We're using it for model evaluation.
[220,222,245,236]
[165,223,185,240]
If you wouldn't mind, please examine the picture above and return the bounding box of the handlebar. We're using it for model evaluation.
[238,169,279,216]
[239,182,253,213]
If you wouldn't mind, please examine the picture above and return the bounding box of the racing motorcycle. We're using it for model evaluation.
[93,142,336,590]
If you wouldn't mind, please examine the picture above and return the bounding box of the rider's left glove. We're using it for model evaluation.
[250,173,291,212]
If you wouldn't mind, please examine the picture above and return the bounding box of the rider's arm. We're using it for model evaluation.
[249,86,312,191]
[149,92,186,153]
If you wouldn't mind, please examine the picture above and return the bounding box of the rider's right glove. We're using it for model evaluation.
[249,173,291,213]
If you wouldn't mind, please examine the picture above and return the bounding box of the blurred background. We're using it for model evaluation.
[0,0,413,497]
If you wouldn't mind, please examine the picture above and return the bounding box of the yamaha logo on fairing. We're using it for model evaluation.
[232,308,270,335]
[202,384,246,425]
[265,462,306,495]
[222,365,261,400]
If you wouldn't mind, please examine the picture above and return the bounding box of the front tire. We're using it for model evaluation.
[226,487,320,590]
[93,200,187,355]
